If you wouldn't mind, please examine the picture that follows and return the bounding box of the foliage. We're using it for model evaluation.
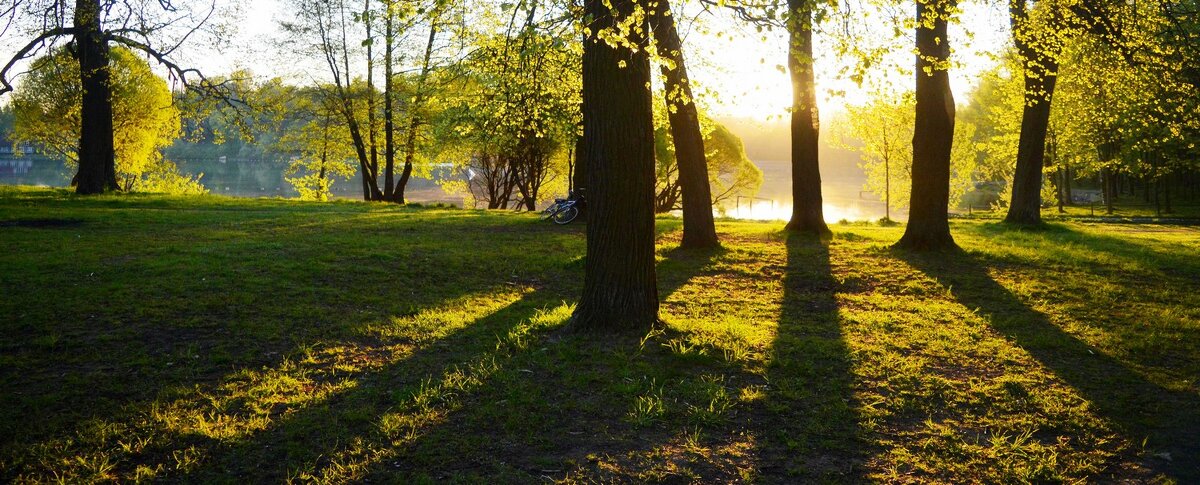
[276,90,358,201]
[833,91,977,212]
[435,23,581,210]
[133,158,209,195]
[652,100,763,213]
[10,47,182,190]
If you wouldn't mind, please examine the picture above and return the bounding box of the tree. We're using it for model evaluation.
[433,9,580,211]
[835,92,976,217]
[571,0,660,331]
[649,0,719,248]
[11,47,181,191]
[277,91,358,201]
[0,0,228,194]
[784,0,831,237]
[652,111,763,213]
[1004,0,1066,225]
[895,0,958,251]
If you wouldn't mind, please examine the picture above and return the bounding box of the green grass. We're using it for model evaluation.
[1,186,1197,483]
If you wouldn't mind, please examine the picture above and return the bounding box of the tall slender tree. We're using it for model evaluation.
[895,0,958,251]
[784,0,831,237]
[571,0,660,331]
[649,0,719,249]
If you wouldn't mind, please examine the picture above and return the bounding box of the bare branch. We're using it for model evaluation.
[0,27,77,96]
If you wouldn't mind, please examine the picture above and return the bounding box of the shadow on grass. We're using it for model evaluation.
[172,286,569,482]
[343,243,748,482]
[748,233,863,481]
[344,234,861,482]
[0,205,586,482]
[902,250,1200,482]
[970,222,1200,279]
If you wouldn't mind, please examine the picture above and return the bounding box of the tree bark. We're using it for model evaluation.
[650,0,719,249]
[383,0,396,201]
[74,0,118,194]
[364,0,379,200]
[896,0,958,251]
[571,134,585,193]
[571,0,659,332]
[1005,0,1059,225]
[395,18,438,204]
[1102,167,1114,214]
[784,1,831,237]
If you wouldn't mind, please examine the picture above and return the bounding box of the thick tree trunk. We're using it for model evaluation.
[784,2,831,237]
[571,0,659,332]
[650,0,719,249]
[896,0,958,251]
[74,0,118,194]
[1005,0,1059,225]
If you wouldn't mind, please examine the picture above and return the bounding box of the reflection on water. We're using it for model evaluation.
[720,159,904,222]
[723,200,891,222]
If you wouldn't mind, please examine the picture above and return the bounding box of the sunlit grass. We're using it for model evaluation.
[0,188,1196,483]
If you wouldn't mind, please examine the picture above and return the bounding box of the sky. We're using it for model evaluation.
[2,0,1013,122]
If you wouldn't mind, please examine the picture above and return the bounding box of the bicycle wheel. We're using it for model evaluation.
[542,204,560,220]
[552,206,579,225]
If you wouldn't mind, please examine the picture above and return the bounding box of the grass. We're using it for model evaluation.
[1,185,1198,483]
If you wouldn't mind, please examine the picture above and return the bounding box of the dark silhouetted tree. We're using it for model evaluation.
[571,0,660,331]
[895,0,958,251]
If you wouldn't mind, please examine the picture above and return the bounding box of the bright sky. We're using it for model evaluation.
[2,0,1012,121]
[678,0,1012,120]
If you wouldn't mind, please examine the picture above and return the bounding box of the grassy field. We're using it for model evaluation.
[1,186,1198,483]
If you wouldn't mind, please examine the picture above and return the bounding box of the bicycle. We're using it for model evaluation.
[543,190,585,225]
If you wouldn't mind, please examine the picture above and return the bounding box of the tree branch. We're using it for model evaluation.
[0,27,77,96]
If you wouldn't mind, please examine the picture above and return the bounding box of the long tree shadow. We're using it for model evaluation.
[748,233,863,481]
[171,285,570,482]
[0,206,584,482]
[334,231,800,482]
[902,250,1200,482]
[971,222,1200,280]
[343,236,748,482]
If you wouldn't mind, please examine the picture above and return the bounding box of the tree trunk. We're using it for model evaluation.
[365,0,379,200]
[74,0,118,194]
[1004,0,1059,225]
[1102,167,1114,214]
[572,134,585,193]
[383,0,396,201]
[783,2,831,237]
[571,0,659,332]
[650,0,719,249]
[896,0,958,251]
[1164,173,1173,213]
[395,18,438,204]
[1063,160,1072,205]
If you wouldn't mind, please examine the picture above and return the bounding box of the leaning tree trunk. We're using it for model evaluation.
[784,1,831,237]
[74,0,118,194]
[395,19,438,204]
[571,0,659,332]
[896,0,958,251]
[1004,0,1059,225]
[650,0,719,249]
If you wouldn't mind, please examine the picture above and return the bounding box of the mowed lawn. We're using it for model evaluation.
[1,187,1198,483]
